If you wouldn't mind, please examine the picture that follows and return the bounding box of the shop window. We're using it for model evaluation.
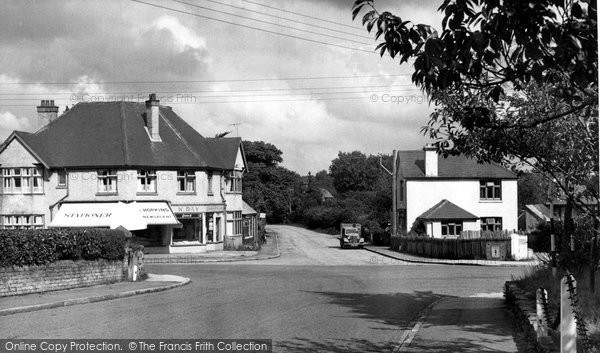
[1,215,44,229]
[480,180,501,200]
[206,213,214,242]
[441,220,463,236]
[481,217,502,232]
[178,170,196,193]
[0,167,44,194]
[137,169,157,193]
[97,170,117,193]
[173,218,201,242]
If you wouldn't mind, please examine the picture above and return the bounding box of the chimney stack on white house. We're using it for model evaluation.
[424,143,438,177]
[37,100,59,127]
[145,93,161,141]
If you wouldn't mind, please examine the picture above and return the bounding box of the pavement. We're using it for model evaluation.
[0,234,279,317]
[144,233,280,264]
[0,274,191,317]
[396,295,520,352]
[365,244,539,267]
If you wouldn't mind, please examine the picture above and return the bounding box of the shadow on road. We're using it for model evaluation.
[277,290,451,352]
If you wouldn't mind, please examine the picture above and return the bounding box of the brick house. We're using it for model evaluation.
[0,94,247,253]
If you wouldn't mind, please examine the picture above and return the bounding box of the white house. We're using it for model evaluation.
[393,144,518,238]
[0,95,247,253]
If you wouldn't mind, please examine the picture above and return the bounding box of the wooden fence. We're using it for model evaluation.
[393,236,512,260]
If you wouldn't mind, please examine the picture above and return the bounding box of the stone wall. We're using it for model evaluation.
[0,260,126,297]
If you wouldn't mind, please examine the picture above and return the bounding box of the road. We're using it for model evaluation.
[0,225,526,352]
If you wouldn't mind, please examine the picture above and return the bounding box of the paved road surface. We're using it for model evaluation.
[0,225,525,352]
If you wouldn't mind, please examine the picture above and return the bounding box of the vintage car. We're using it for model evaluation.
[339,223,364,249]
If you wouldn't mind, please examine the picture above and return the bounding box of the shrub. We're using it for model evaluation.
[0,228,126,267]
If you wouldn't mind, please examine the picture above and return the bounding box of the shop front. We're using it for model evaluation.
[170,203,226,253]
[49,201,181,252]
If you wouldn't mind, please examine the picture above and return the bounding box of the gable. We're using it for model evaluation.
[0,136,43,168]
[234,145,245,171]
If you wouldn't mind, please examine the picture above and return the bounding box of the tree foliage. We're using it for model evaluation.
[353,0,598,215]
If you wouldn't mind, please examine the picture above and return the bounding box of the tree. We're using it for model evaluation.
[243,140,283,167]
[242,140,301,223]
[329,151,380,193]
[517,173,552,210]
[353,0,598,288]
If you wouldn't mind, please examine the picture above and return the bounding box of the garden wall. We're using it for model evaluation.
[0,259,126,297]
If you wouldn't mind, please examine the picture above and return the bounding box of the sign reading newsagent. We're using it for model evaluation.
[136,202,180,225]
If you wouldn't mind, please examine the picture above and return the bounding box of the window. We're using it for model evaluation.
[1,215,44,229]
[97,170,117,193]
[481,217,502,232]
[0,167,44,194]
[480,180,501,200]
[57,170,67,187]
[228,211,242,235]
[398,180,404,202]
[137,169,157,193]
[177,171,196,193]
[441,220,463,236]
[207,172,213,195]
[228,173,242,193]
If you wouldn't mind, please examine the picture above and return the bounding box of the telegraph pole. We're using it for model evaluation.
[380,150,398,237]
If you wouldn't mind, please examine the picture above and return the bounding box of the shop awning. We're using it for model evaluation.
[49,201,180,230]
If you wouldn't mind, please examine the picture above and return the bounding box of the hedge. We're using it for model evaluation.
[0,228,126,267]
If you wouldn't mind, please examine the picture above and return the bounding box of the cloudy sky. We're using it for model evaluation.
[0,0,443,174]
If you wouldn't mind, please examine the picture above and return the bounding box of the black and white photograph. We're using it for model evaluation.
[0,0,598,352]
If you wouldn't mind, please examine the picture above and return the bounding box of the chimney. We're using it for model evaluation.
[37,99,59,127]
[424,143,438,177]
[145,93,161,142]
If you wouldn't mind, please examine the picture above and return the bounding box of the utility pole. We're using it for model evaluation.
[380,151,398,237]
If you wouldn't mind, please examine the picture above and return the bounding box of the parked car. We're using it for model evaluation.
[339,223,364,249]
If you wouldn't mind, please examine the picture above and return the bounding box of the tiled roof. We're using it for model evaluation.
[242,200,257,215]
[525,204,552,221]
[397,150,516,179]
[7,101,242,170]
[417,199,478,220]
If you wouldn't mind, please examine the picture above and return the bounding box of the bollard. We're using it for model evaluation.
[560,275,577,353]
[536,288,549,340]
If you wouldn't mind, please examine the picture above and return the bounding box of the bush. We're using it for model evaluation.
[0,228,126,267]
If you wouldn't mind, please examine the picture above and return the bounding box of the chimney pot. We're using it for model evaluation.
[37,99,59,127]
